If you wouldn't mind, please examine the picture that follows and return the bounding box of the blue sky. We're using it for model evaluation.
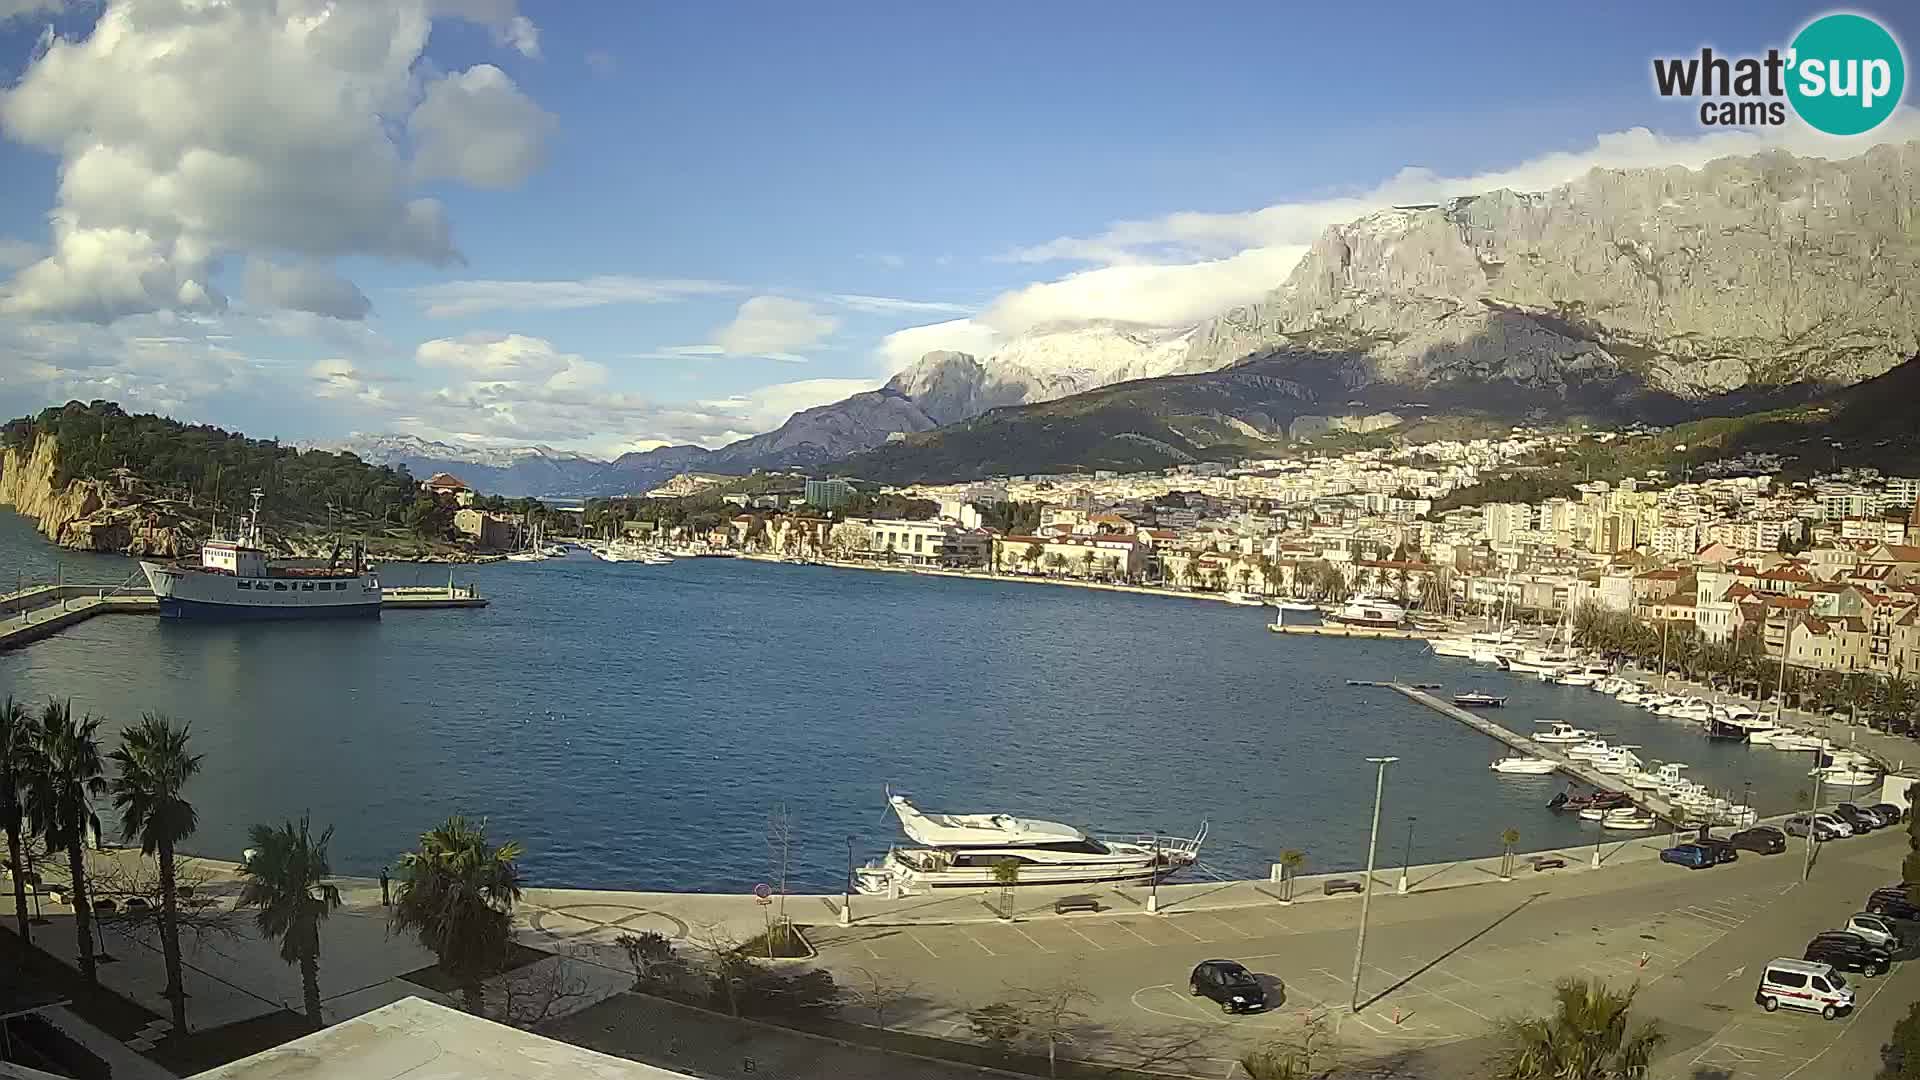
[0,1,1915,455]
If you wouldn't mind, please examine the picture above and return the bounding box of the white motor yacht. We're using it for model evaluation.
[1813,764,1881,787]
[1646,762,1691,794]
[1534,722,1593,744]
[1273,599,1319,613]
[1491,756,1559,775]
[1591,748,1643,776]
[1601,808,1657,831]
[1326,595,1407,628]
[1566,739,1615,760]
[853,794,1205,895]
[1223,591,1265,607]
[1767,731,1831,752]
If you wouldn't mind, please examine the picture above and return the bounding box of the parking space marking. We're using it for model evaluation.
[959,930,997,956]
[1112,920,1157,946]
[1010,926,1053,954]
[1159,916,1209,942]
[906,932,940,958]
[1191,912,1256,939]
[1063,923,1108,951]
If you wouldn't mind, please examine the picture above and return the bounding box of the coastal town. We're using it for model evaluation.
[507,427,1920,693]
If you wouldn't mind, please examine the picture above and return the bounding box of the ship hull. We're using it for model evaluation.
[155,596,380,620]
[142,561,381,621]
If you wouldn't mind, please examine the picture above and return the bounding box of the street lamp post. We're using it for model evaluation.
[1397,816,1416,896]
[840,835,855,926]
[1804,746,1824,882]
[1148,831,1163,914]
[1351,756,1398,1012]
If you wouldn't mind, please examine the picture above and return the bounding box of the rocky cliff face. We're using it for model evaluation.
[1187,142,1920,396]
[0,434,198,555]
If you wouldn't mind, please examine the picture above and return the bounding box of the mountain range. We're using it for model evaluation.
[347,142,1920,494]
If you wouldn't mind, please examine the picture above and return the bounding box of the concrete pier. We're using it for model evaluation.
[0,581,487,650]
[1385,682,1681,820]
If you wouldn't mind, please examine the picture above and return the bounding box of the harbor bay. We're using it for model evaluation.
[1,512,1823,894]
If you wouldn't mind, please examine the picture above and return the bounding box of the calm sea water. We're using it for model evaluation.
[0,511,1819,893]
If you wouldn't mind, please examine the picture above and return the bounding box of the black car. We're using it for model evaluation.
[1691,835,1740,864]
[1835,804,1882,832]
[1803,931,1892,976]
[1189,959,1266,1013]
[1872,803,1908,825]
[1729,826,1787,855]
[1868,887,1920,921]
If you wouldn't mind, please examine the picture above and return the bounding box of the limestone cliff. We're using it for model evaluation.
[0,433,198,555]
[1186,142,1920,396]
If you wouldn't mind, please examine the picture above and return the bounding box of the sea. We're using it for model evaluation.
[0,510,1824,894]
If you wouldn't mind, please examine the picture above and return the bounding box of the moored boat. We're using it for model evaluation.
[1223,591,1265,607]
[1326,595,1407,628]
[1452,691,1506,708]
[853,793,1205,895]
[1491,756,1558,775]
[140,491,380,620]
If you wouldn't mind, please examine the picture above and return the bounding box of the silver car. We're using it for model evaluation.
[1847,913,1903,951]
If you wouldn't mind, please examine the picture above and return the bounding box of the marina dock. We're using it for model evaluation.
[1,582,487,650]
[1269,622,1425,640]
[1384,683,1681,820]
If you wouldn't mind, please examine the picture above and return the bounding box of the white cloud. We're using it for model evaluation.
[983,247,1306,336]
[428,0,539,57]
[989,113,1920,332]
[713,296,838,358]
[415,331,605,389]
[0,237,44,270]
[409,64,555,190]
[696,377,884,440]
[410,275,740,317]
[243,259,372,321]
[830,293,972,316]
[0,0,550,323]
[875,318,1002,371]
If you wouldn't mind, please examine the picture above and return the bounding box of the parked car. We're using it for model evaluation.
[1803,931,1892,976]
[1729,826,1787,855]
[1660,843,1717,870]
[1785,813,1851,840]
[1689,836,1739,864]
[1756,958,1854,1019]
[1189,959,1266,1013]
[1834,804,1881,833]
[1845,913,1904,951]
[1867,887,1920,921]
[1871,803,1907,824]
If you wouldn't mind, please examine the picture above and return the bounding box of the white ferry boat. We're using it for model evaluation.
[139,491,380,620]
[854,793,1206,895]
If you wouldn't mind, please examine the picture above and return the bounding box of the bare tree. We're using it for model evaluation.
[1241,1014,1338,1080]
[1010,974,1095,1078]
[841,966,918,1031]
[766,803,793,955]
[614,929,677,990]
[497,953,595,1028]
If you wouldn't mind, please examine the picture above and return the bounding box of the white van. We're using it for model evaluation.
[1756,958,1855,1019]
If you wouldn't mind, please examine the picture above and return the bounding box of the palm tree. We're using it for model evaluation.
[391,816,524,1014]
[991,858,1021,919]
[1,696,37,943]
[25,700,106,984]
[238,818,342,1027]
[109,714,202,1030]
[1496,977,1666,1079]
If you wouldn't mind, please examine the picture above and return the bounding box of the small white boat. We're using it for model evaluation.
[1566,739,1614,760]
[1534,722,1593,744]
[1223,592,1265,607]
[1491,756,1558,775]
[1453,691,1507,708]
[1272,599,1318,613]
[1768,731,1831,752]
[1578,806,1609,821]
[1813,765,1881,787]
[1591,748,1643,776]
[1602,808,1657,831]
[505,550,548,562]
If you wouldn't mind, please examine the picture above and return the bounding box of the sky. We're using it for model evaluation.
[0,1,1917,457]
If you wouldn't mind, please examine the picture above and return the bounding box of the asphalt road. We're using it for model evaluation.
[806,827,1919,1078]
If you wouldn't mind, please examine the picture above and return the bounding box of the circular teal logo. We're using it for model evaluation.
[1788,14,1905,135]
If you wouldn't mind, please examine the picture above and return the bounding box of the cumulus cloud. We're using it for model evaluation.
[416,331,607,389]
[699,377,885,437]
[0,0,549,323]
[990,113,1920,331]
[410,64,556,190]
[410,275,740,317]
[713,296,838,359]
[244,260,372,321]
[428,0,539,56]
[875,318,1003,371]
